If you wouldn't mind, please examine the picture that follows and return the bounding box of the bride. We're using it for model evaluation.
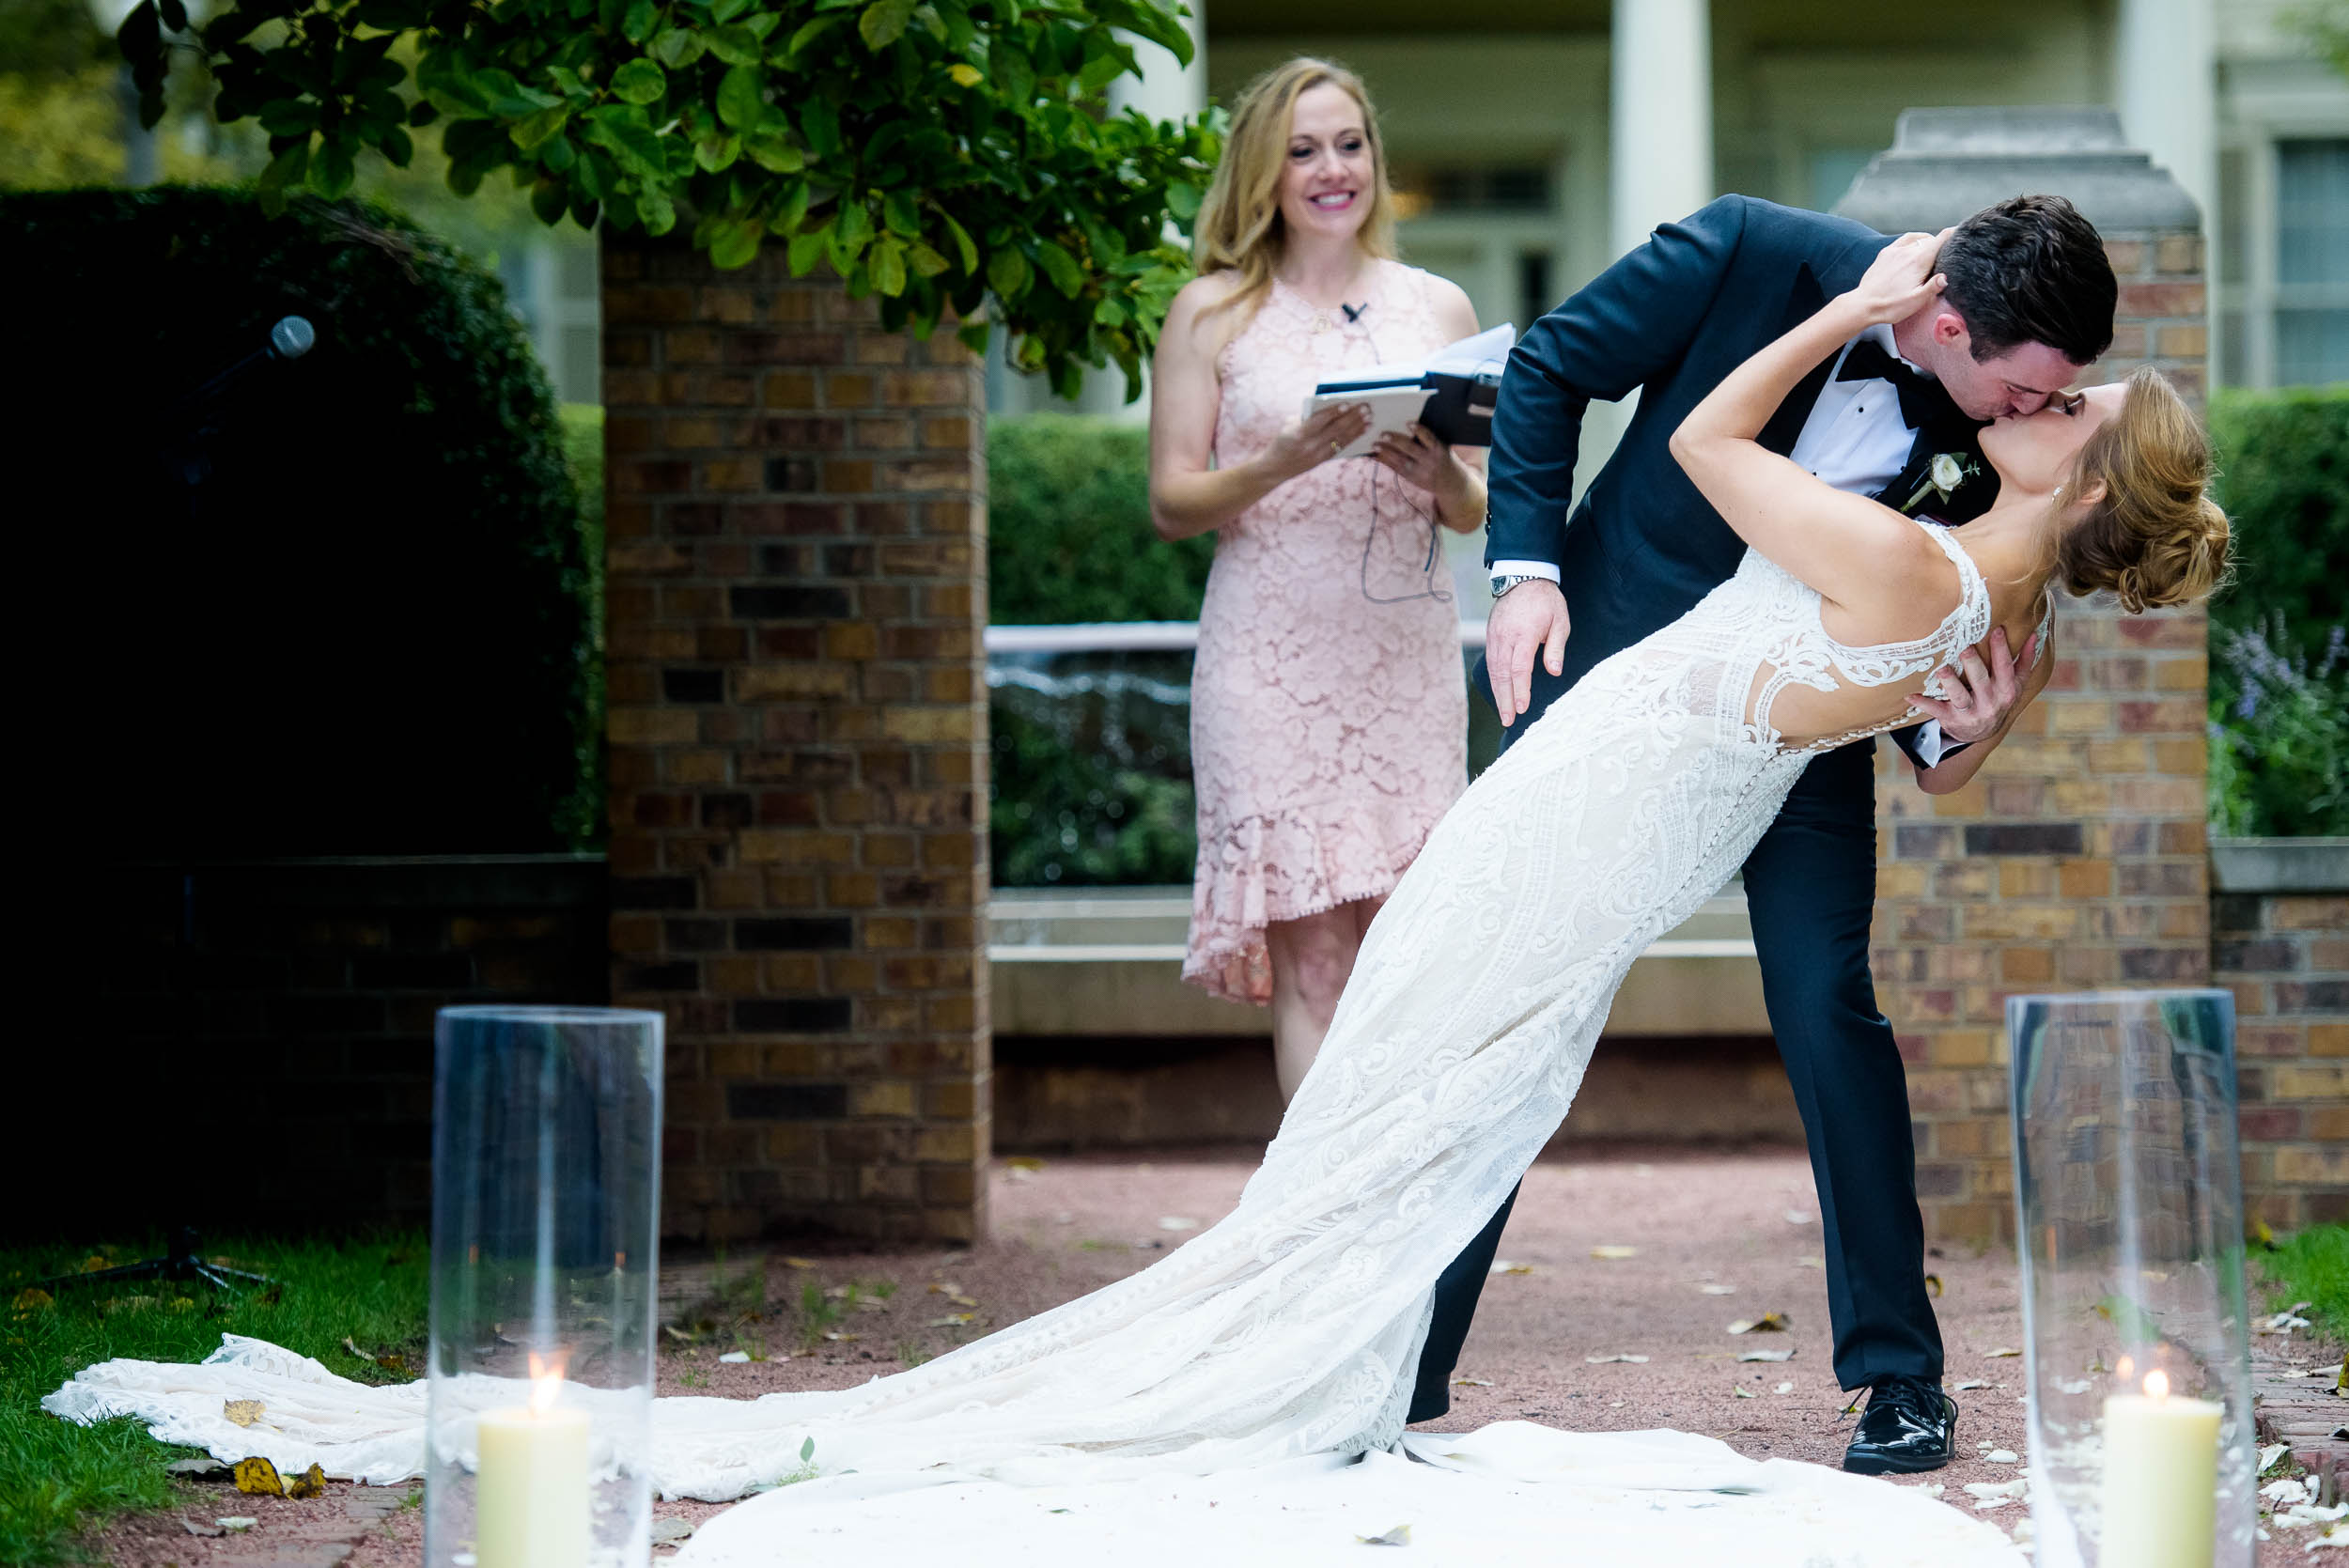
[51,235,2226,1563]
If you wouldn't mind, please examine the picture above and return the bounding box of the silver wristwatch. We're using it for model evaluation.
[1490,572,1546,600]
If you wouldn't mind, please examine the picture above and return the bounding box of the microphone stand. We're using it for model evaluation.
[46,319,316,1298]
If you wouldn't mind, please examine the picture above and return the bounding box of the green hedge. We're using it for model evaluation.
[987,415,1211,624]
[988,415,1206,885]
[2207,388,2349,838]
[5,186,596,853]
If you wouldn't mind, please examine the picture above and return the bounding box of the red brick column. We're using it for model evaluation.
[600,235,989,1245]
[2222,886,2349,1229]
[1873,227,2212,1246]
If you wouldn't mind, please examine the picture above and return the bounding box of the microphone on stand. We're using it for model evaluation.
[192,315,318,401]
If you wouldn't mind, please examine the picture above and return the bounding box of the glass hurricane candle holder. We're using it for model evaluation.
[426,1006,663,1568]
[2008,989,2256,1568]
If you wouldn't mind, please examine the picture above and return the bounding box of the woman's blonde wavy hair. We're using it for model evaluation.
[2054,366,2232,613]
[1192,57,1397,321]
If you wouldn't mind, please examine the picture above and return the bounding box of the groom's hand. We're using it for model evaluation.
[1486,581,1571,727]
[1910,625,2042,745]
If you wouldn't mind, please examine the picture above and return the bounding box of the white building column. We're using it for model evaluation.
[2114,0,2216,225]
[1610,0,1713,259]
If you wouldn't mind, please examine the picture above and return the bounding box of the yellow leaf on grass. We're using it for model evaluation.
[284,1463,327,1499]
[11,1288,54,1316]
[233,1456,284,1496]
[224,1400,266,1428]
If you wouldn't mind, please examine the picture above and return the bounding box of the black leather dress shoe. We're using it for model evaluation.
[1841,1374,1958,1474]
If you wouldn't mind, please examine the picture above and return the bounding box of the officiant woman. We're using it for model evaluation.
[1147,57,1488,1100]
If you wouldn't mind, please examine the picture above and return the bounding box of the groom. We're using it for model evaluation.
[1414,194,2117,1474]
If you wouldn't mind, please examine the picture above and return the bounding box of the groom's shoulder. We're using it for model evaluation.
[1714,195,1884,260]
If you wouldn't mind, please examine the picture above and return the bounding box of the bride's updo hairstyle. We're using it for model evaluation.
[1191,57,1397,320]
[2055,365,2232,612]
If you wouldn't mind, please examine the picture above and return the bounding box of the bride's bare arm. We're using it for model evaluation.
[1667,230,1954,616]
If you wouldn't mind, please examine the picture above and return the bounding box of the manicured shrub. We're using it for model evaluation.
[5,186,596,852]
[987,415,1212,624]
[2206,388,2349,837]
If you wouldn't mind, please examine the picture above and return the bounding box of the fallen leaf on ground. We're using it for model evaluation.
[650,1517,694,1544]
[924,1314,974,1327]
[1590,1246,1637,1260]
[1986,1450,2018,1464]
[2261,1443,2292,1475]
[1699,1283,1738,1296]
[1736,1348,1795,1363]
[1451,1376,1494,1387]
[1727,1312,1790,1335]
[1355,1525,1411,1545]
[1983,1347,2022,1358]
[718,1351,750,1363]
[662,1325,694,1343]
[343,1336,380,1364]
[179,1515,225,1537]
[1774,1381,1795,1394]
[1586,1354,1649,1364]
[216,1516,257,1531]
[946,1294,978,1308]
[1158,1217,1199,1232]
[1733,1385,1758,1399]
[166,1457,228,1477]
[284,1463,326,1498]
[1488,1261,1532,1276]
[1924,1274,1942,1297]
[233,1457,285,1496]
[11,1288,54,1317]
[224,1400,265,1428]
[81,1255,112,1273]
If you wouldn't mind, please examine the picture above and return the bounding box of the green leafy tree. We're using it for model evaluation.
[114,0,1216,396]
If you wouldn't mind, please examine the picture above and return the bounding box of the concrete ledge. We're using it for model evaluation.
[2210,838,2349,894]
[989,886,1768,1038]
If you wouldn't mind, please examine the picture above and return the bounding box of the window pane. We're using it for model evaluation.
[1808,147,1876,213]
[2277,139,2349,287]
[2274,308,2349,387]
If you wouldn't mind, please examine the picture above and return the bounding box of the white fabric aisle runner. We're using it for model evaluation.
[47,1338,2022,1567]
[677,1425,2026,1568]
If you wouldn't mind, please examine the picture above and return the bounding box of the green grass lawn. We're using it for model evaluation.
[1,1234,427,1566]
[2262,1223,2349,1337]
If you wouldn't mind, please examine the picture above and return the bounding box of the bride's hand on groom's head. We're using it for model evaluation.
[1844,227,1956,328]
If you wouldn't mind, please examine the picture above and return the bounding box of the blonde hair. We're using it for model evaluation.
[2055,366,2232,613]
[1191,58,1397,321]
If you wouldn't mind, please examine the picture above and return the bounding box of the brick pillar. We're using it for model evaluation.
[1840,108,2211,1245]
[599,236,989,1246]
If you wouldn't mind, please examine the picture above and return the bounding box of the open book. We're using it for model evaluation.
[1301,323,1517,460]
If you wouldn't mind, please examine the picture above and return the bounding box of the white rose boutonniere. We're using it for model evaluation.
[1903,452,1984,516]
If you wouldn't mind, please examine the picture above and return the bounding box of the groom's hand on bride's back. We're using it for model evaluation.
[1486,581,1571,726]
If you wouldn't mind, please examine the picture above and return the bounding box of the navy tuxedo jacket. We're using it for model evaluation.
[1482,195,1993,773]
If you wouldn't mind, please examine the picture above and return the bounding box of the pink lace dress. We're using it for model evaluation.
[1184,259,1470,1003]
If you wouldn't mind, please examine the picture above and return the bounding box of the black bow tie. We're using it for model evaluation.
[1836,338,1939,428]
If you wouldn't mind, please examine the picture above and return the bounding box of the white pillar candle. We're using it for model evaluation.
[475,1373,590,1568]
[2099,1369,2221,1568]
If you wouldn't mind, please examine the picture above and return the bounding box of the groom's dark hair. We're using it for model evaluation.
[1937,194,2116,367]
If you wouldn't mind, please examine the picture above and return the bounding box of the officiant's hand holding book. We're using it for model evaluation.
[1302,324,1517,460]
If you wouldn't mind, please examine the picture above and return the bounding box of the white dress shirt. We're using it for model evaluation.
[1490,324,1956,763]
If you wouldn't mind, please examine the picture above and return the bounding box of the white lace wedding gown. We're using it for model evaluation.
[48,519,2030,1566]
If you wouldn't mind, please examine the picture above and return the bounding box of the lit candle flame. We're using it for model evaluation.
[2143,1368,2169,1401]
[526,1351,566,1418]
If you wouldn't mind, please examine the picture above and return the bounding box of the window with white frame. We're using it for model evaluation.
[2217,135,2349,389]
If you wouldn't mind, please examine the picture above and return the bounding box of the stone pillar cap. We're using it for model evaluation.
[1834,105,2201,234]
